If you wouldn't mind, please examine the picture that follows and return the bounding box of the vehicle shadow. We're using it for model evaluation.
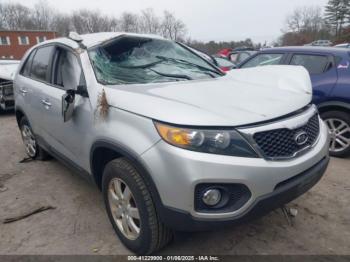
[0,110,15,117]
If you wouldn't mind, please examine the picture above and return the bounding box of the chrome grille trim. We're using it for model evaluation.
[238,105,320,160]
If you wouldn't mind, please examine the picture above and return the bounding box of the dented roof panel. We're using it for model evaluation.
[39,32,165,50]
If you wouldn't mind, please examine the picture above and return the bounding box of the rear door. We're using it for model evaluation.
[287,53,338,104]
[16,46,55,138]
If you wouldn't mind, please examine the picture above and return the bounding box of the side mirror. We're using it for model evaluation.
[62,90,76,122]
[76,85,89,98]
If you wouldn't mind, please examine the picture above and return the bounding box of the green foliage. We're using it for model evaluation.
[325,0,350,36]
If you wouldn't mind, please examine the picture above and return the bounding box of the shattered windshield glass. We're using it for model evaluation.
[88,36,222,85]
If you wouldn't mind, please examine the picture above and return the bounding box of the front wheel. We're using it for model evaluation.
[321,111,350,158]
[102,158,173,254]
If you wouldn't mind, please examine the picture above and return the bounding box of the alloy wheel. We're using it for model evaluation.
[21,125,37,158]
[108,178,141,240]
[325,118,350,153]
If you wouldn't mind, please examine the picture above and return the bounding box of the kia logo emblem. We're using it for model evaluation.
[294,131,309,145]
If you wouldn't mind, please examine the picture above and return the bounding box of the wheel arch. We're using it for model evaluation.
[90,140,164,210]
[318,101,350,115]
[15,106,26,127]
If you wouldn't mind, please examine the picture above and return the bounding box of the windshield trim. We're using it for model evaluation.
[176,41,225,75]
[87,35,224,86]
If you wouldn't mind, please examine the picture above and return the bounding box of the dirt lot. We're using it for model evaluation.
[0,111,349,255]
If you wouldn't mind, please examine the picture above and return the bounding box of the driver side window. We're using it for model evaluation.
[53,47,85,90]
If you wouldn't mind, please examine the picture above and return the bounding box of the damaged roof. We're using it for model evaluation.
[41,32,165,49]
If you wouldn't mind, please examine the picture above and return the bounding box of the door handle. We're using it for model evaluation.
[41,99,52,107]
[19,88,28,95]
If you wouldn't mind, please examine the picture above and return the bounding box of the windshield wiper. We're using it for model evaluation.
[150,69,193,80]
[118,60,163,69]
[155,55,221,76]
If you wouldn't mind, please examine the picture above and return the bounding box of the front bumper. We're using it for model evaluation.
[142,117,329,221]
[158,155,329,231]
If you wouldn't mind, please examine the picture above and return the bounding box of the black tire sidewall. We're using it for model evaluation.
[321,110,350,157]
[102,159,156,254]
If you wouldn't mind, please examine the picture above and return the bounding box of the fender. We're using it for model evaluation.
[90,140,165,215]
[318,101,350,111]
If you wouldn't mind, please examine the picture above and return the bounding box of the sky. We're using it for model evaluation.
[18,0,329,44]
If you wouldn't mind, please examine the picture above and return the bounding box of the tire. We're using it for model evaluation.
[102,158,173,255]
[19,116,51,160]
[321,110,350,158]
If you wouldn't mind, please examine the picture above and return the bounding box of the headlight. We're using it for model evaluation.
[154,121,258,157]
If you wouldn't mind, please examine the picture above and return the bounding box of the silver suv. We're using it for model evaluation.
[14,32,330,254]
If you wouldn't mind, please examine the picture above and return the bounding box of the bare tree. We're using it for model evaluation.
[32,0,54,30]
[139,8,160,34]
[51,13,72,36]
[161,11,186,41]
[0,0,187,40]
[0,3,5,29]
[1,3,34,30]
[119,12,140,32]
[71,10,115,33]
[281,6,332,45]
[285,6,325,33]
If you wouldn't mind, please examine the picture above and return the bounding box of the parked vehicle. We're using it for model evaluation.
[0,60,20,111]
[14,33,330,254]
[216,48,233,57]
[229,50,257,64]
[212,56,236,71]
[237,46,350,157]
[189,47,236,71]
[334,43,350,48]
[304,40,333,47]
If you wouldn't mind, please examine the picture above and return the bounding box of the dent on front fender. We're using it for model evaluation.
[92,107,161,156]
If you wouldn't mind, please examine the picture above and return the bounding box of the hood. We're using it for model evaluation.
[104,65,312,126]
[0,61,20,80]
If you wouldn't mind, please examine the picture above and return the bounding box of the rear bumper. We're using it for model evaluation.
[158,155,329,231]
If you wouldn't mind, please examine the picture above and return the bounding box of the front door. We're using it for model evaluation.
[40,45,93,168]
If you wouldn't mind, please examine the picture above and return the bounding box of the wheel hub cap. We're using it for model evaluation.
[21,125,37,158]
[325,118,350,153]
[108,178,141,240]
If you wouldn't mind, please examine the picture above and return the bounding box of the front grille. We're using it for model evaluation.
[253,114,320,159]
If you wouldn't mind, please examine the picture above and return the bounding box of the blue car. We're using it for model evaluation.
[238,46,350,157]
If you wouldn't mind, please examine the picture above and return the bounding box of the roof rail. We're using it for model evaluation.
[68,32,86,49]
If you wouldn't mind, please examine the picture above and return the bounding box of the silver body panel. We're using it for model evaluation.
[13,33,330,222]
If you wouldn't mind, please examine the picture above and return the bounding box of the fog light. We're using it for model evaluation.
[202,189,221,206]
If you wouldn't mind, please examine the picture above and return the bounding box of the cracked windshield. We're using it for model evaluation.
[88,36,222,85]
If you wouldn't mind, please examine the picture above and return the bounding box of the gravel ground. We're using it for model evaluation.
[0,111,349,255]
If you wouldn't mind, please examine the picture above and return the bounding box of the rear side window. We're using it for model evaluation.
[31,46,55,82]
[20,50,36,77]
[238,52,251,63]
[290,54,329,74]
[241,53,283,68]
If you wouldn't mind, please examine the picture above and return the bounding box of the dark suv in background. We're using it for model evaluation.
[238,46,350,157]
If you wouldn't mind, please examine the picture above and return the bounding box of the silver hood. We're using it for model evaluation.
[103,65,312,126]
